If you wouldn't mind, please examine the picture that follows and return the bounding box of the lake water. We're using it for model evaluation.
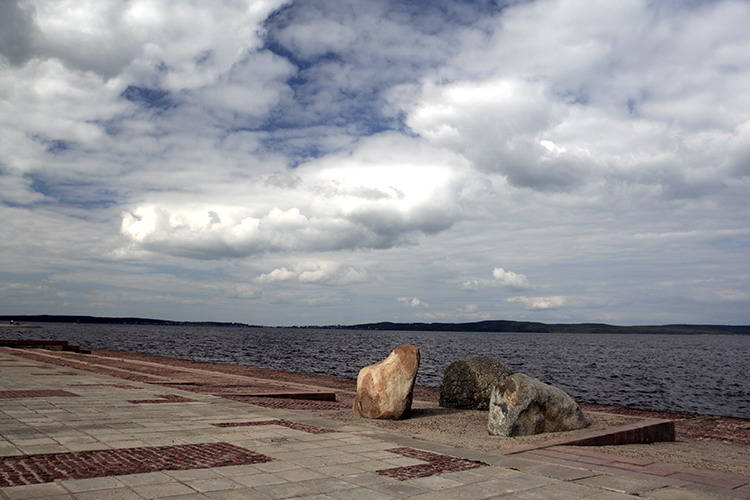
[3,324,748,419]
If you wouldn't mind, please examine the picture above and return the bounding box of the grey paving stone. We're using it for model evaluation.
[165,469,227,481]
[211,464,262,478]
[158,494,210,500]
[474,478,552,496]
[129,482,198,498]
[311,464,363,477]
[116,471,175,487]
[414,484,498,499]
[231,473,288,488]
[71,488,144,500]
[575,474,668,494]
[368,480,430,497]
[405,475,465,491]
[327,487,395,500]
[183,477,245,493]
[59,476,127,493]
[644,486,736,500]
[253,461,304,473]
[276,467,328,482]
[204,488,274,500]
[1,482,69,499]
[519,463,603,481]
[588,490,643,499]
[252,481,327,499]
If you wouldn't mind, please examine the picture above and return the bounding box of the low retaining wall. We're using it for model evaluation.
[504,413,676,455]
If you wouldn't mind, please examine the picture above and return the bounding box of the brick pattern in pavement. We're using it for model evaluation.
[376,447,487,480]
[212,419,338,434]
[0,442,273,487]
[226,395,349,410]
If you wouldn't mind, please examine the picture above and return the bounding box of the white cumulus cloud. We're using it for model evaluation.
[398,297,429,308]
[507,296,567,310]
[492,267,532,290]
[119,133,474,258]
[255,262,368,286]
[462,267,532,291]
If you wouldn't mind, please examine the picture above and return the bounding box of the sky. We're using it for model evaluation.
[1,0,749,326]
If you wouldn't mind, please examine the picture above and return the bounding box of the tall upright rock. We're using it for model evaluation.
[353,344,420,420]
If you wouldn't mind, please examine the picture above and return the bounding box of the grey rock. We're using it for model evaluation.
[439,357,512,410]
[487,373,589,437]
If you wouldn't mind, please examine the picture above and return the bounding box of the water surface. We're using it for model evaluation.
[3,324,748,419]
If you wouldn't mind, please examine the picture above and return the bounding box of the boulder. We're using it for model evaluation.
[439,357,512,410]
[487,373,589,437]
[353,344,420,420]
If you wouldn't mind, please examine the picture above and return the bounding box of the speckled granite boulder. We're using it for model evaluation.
[439,357,512,410]
[488,373,589,437]
[353,344,420,420]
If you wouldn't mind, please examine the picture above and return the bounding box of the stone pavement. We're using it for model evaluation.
[0,348,747,499]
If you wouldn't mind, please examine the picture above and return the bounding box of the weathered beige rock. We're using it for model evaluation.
[488,373,589,437]
[353,344,420,420]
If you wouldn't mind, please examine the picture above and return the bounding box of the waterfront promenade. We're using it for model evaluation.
[1,347,748,499]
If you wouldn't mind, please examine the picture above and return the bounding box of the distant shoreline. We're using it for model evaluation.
[1,314,748,335]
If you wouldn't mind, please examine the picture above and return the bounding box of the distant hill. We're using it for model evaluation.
[343,320,750,335]
[1,315,748,335]
[0,315,255,328]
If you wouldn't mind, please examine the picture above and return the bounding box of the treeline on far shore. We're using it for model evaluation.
[1,315,748,335]
[341,320,750,336]
[0,315,258,328]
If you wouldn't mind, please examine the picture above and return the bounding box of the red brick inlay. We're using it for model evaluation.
[212,419,337,434]
[377,447,486,480]
[227,396,348,410]
[127,394,196,404]
[70,383,142,389]
[0,390,79,399]
[0,442,273,487]
[31,372,79,376]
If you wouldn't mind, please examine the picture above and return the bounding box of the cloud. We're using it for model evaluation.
[492,267,532,290]
[254,267,296,284]
[2,0,750,326]
[412,303,492,321]
[255,262,368,285]
[120,133,473,258]
[460,279,483,291]
[0,0,39,66]
[507,296,567,310]
[405,77,588,191]
[398,297,429,308]
[14,0,289,83]
[462,267,532,291]
[262,0,466,138]
[402,0,750,198]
